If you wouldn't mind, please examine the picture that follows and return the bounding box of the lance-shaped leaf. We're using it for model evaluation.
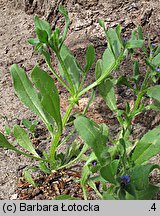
[98,78,117,111]
[101,48,115,77]
[58,45,81,91]
[84,44,95,74]
[13,125,40,157]
[10,64,52,130]
[132,125,160,165]
[31,66,62,130]
[106,28,123,58]
[74,116,108,165]
[0,132,43,161]
[34,16,51,37]
[24,170,38,187]
[36,28,48,44]
[0,132,18,151]
[59,5,70,47]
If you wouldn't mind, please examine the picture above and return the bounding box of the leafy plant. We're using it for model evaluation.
[74,26,160,200]
[0,7,124,178]
[0,6,159,200]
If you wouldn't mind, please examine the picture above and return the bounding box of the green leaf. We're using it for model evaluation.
[103,192,116,200]
[83,90,95,115]
[0,132,44,161]
[152,53,160,66]
[101,48,115,76]
[136,184,159,200]
[58,5,70,47]
[24,170,38,187]
[74,116,107,165]
[133,60,140,78]
[137,26,143,40]
[95,59,103,80]
[50,28,60,52]
[34,16,51,37]
[84,44,95,74]
[80,153,97,199]
[0,132,17,151]
[31,66,62,130]
[36,28,48,43]
[13,125,40,157]
[132,125,160,165]
[147,85,160,101]
[98,78,117,111]
[98,19,105,30]
[59,45,81,91]
[117,76,133,89]
[100,160,119,184]
[54,195,78,200]
[38,162,51,174]
[106,28,123,58]
[22,119,32,130]
[126,40,144,49]
[129,164,159,191]
[146,102,160,111]
[4,126,12,135]
[28,38,39,46]
[10,64,51,130]
[154,44,160,56]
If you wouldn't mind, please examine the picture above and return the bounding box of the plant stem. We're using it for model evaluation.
[49,130,62,170]
[78,62,117,97]
[62,103,74,128]
[57,144,88,170]
[131,68,150,116]
[49,103,74,170]
[58,129,76,148]
[46,62,71,93]
[57,53,75,95]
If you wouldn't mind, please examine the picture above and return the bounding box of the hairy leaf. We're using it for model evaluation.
[84,44,95,74]
[132,125,160,164]
[31,66,62,130]
[13,125,39,157]
[100,160,119,184]
[10,64,52,130]
[34,16,51,37]
[74,116,107,165]
[59,45,81,91]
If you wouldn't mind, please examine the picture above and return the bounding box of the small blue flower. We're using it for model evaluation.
[155,67,160,72]
[91,160,97,166]
[151,51,154,54]
[120,175,130,184]
[123,38,128,43]
[151,43,156,47]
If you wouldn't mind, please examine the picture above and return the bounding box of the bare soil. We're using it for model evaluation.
[0,0,160,199]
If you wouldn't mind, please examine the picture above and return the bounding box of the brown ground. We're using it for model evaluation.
[0,0,160,199]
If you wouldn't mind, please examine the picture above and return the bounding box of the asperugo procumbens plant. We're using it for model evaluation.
[74,21,160,200]
[0,5,159,199]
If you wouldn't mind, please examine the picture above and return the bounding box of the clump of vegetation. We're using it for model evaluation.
[0,6,160,200]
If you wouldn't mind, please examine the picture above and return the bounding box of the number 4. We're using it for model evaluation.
[151,203,156,211]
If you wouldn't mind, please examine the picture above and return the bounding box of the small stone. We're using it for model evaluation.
[10,194,18,200]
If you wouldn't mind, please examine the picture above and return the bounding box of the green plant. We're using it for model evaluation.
[0,7,124,176]
[22,118,38,135]
[74,25,160,200]
[0,6,159,200]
